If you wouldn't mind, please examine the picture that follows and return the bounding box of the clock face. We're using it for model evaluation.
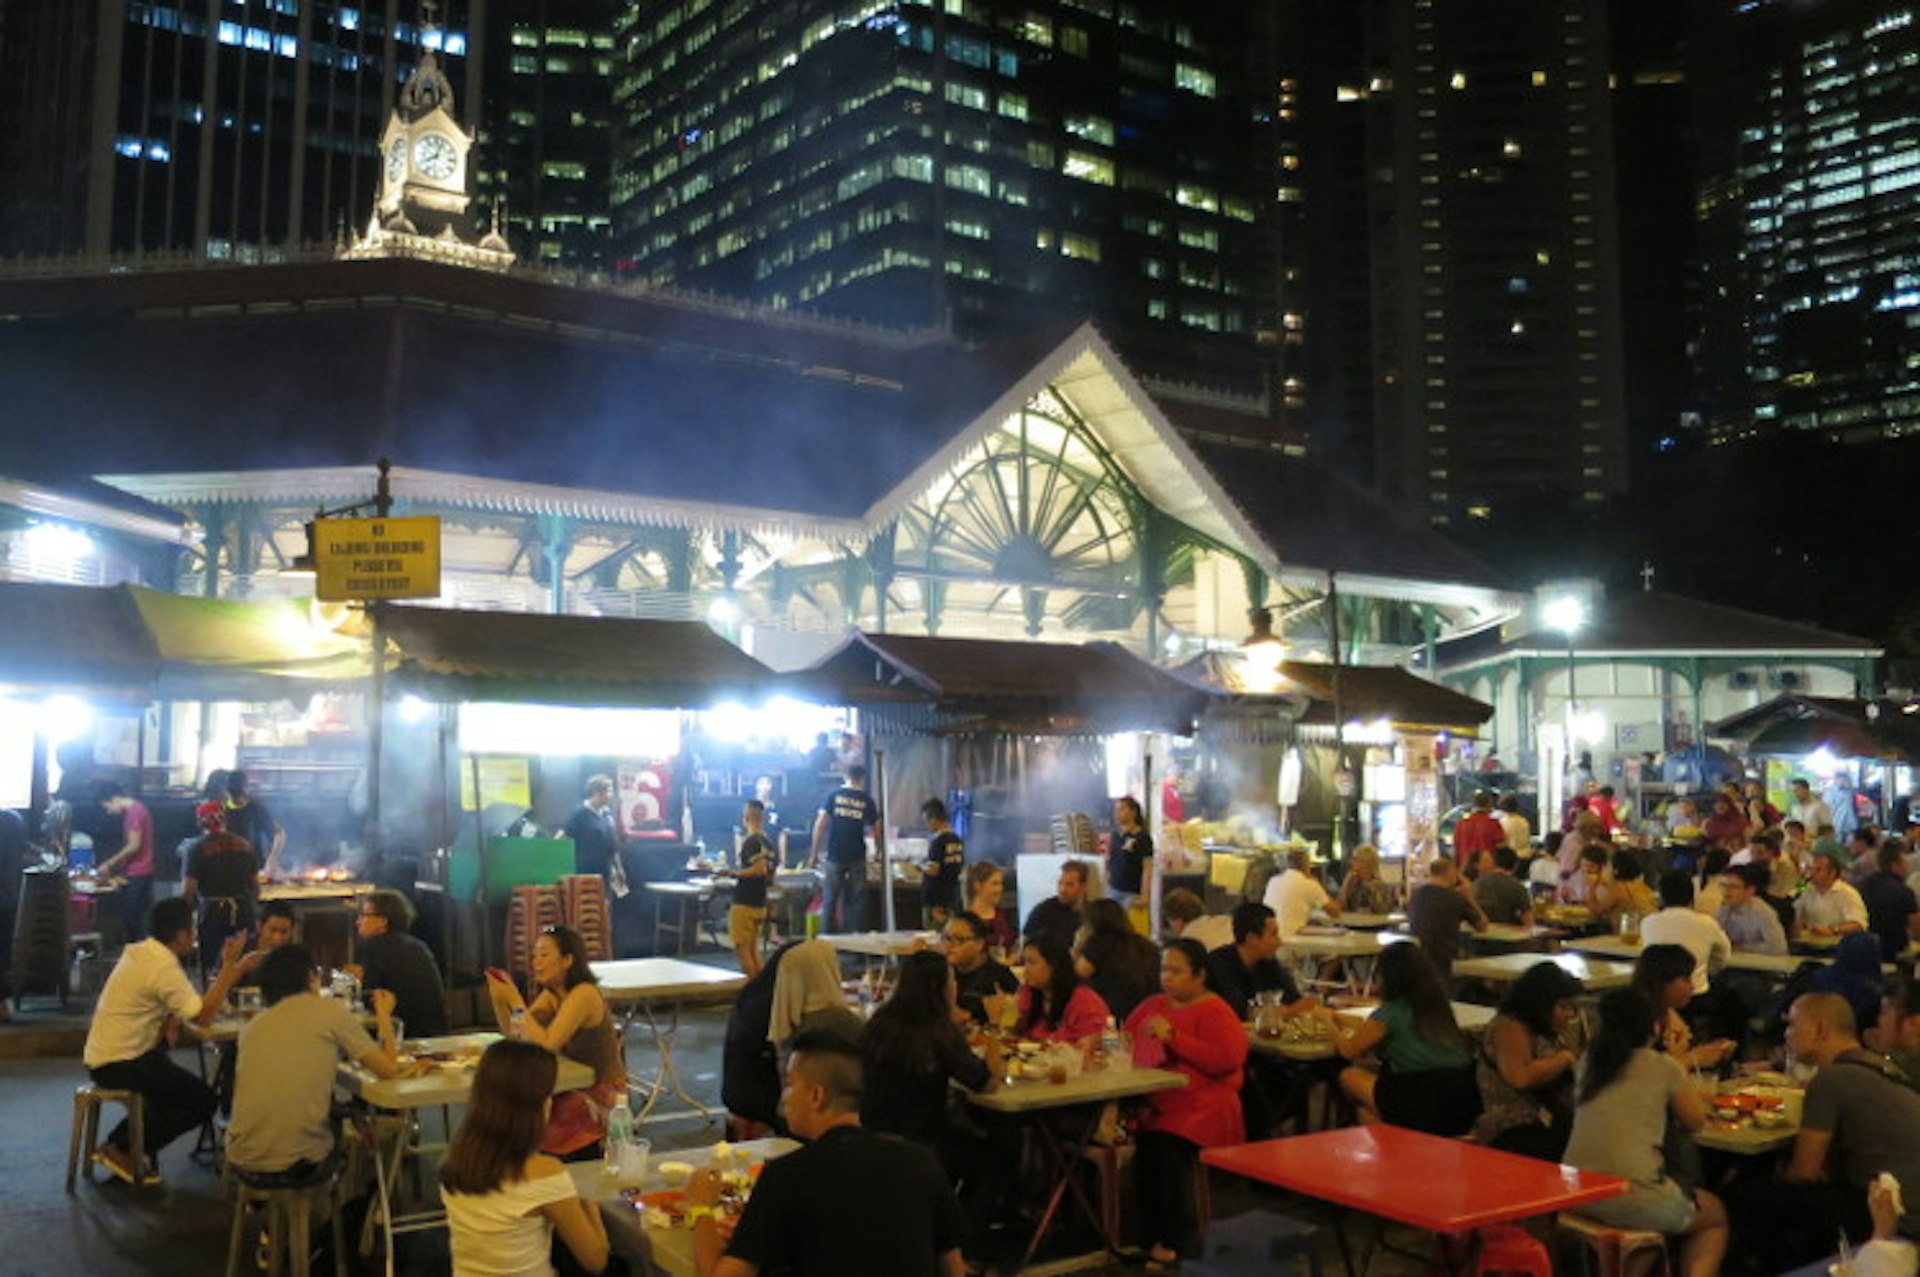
[385,138,407,186]
[413,134,458,181]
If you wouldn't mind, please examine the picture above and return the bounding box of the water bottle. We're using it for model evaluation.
[605,1098,633,1177]
[1101,1016,1123,1071]
[509,1006,527,1041]
[857,969,874,1018]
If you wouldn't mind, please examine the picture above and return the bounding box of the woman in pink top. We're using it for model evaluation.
[1124,937,1249,1270]
[1015,935,1109,1045]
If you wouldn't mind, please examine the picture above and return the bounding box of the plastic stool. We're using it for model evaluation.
[66,1086,147,1191]
[223,1167,348,1277]
[1556,1211,1674,1277]
[1474,1223,1553,1277]
[1188,1208,1325,1277]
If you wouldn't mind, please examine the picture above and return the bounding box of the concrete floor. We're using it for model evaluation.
[0,960,1434,1277]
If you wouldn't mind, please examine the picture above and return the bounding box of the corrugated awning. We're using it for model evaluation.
[1173,650,1492,735]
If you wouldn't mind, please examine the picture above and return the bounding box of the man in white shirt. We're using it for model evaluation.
[1263,849,1338,938]
[1796,848,1869,939]
[1497,795,1533,859]
[1790,778,1835,839]
[1640,871,1732,996]
[1162,888,1234,950]
[83,896,259,1184]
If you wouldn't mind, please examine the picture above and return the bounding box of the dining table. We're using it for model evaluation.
[577,1136,799,1277]
[1202,1125,1628,1275]
[337,1032,595,1276]
[966,1063,1187,1268]
[1452,950,1636,990]
[591,958,748,1124]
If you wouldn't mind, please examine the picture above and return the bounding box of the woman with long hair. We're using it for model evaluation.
[962,861,1019,956]
[1702,792,1751,850]
[1591,849,1657,923]
[1074,898,1160,1023]
[1631,944,1734,1071]
[863,951,999,1141]
[484,926,628,1160]
[1123,938,1248,1270]
[1324,942,1479,1135]
[1565,990,1729,1277]
[1337,844,1396,914]
[440,1040,611,1277]
[1015,933,1110,1044]
[1474,961,1584,1160]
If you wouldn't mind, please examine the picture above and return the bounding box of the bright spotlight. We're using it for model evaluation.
[1543,596,1586,635]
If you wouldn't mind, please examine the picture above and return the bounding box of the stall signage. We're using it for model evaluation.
[314,516,442,602]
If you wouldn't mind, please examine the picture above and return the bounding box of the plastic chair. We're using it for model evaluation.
[1556,1211,1674,1277]
[223,1165,348,1277]
[65,1086,147,1191]
[1474,1223,1553,1277]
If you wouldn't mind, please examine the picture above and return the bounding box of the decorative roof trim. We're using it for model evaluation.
[0,477,200,547]
[1441,645,1883,677]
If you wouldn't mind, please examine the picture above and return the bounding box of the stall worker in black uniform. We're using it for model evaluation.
[918,798,967,928]
[224,770,286,878]
[810,765,880,934]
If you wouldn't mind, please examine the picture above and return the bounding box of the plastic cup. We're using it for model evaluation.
[623,1137,651,1187]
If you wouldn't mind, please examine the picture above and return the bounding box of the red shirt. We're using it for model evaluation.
[1124,992,1248,1148]
[1452,811,1505,864]
[120,800,155,878]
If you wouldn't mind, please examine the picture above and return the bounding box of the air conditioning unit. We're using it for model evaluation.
[1773,670,1803,690]
[1728,671,1758,690]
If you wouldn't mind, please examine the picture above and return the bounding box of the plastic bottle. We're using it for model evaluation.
[509,1006,527,1041]
[1101,1016,1123,1071]
[605,1098,633,1177]
[857,968,875,1018]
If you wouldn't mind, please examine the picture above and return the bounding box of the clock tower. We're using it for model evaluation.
[342,4,511,270]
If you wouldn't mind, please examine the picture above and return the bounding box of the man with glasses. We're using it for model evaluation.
[1716,863,1788,955]
[942,913,1016,1027]
[343,888,448,1038]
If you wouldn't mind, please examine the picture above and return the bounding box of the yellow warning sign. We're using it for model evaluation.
[313,516,442,602]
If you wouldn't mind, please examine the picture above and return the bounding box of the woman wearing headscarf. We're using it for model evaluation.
[1809,930,1886,1033]
[766,938,863,1072]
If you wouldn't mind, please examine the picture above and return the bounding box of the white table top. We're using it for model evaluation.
[818,930,939,957]
[1280,930,1403,958]
[578,1137,799,1277]
[1245,1001,1496,1060]
[1568,935,1828,977]
[190,1004,379,1045]
[1327,911,1404,930]
[1472,923,1560,945]
[338,1032,594,1109]
[966,1065,1186,1114]
[644,880,716,898]
[591,958,748,1002]
[1451,951,1635,990]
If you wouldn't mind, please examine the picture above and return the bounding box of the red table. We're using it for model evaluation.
[1202,1126,1627,1273]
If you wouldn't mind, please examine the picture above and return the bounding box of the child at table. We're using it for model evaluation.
[1564,989,1729,1277]
[1124,937,1248,1271]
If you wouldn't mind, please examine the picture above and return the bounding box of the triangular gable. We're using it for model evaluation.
[859,322,1283,576]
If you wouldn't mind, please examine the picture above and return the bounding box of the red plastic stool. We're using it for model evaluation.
[1473,1223,1553,1277]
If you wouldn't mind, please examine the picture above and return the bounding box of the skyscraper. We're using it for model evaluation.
[1693,0,1920,445]
[479,0,616,269]
[609,0,1276,395]
[0,1,480,260]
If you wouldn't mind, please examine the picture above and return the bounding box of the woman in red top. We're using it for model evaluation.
[1015,934,1110,1045]
[1701,792,1750,849]
[1124,937,1249,1269]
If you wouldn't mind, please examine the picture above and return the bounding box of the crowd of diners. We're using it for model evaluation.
[69,801,1920,1277]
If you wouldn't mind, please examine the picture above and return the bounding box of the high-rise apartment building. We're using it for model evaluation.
[0,1,480,260]
[1278,0,1629,526]
[609,0,1275,394]
[1693,0,1920,445]
[479,0,616,269]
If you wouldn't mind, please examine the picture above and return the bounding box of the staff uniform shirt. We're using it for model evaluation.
[83,938,203,1068]
[562,802,616,879]
[1638,907,1731,995]
[1107,828,1152,895]
[724,1125,966,1277]
[228,992,377,1172]
[119,799,155,878]
[920,830,966,912]
[818,787,878,864]
[1860,870,1919,963]
[1795,880,1869,933]
[224,798,279,860]
[1264,868,1331,939]
[733,832,773,909]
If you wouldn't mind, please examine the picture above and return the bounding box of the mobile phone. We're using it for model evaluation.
[485,966,511,982]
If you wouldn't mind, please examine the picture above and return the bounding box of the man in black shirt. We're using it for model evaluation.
[1204,901,1304,1020]
[1022,860,1088,952]
[344,888,449,1038]
[689,1029,967,1277]
[562,774,618,882]
[919,798,967,927]
[943,912,1018,1026]
[224,770,286,878]
[1406,855,1488,973]
[810,765,880,933]
[728,799,774,979]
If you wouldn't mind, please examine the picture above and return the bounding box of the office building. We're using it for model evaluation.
[479,0,616,269]
[1693,0,1920,444]
[609,0,1276,396]
[0,1,480,260]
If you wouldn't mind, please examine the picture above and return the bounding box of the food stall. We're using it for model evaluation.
[1708,694,1920,830]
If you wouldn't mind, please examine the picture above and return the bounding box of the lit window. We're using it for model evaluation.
[1449,71,1467,90]
[1061,233,1101,261]
[1063,151,1114,184]
[1175,63,1216,96]
[1176,184,1218,211]
[998,92,1028,120]
[1065,115,1114,145]
[1531,70,1547,86]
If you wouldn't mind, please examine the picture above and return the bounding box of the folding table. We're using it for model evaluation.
[591,958,746,1124]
